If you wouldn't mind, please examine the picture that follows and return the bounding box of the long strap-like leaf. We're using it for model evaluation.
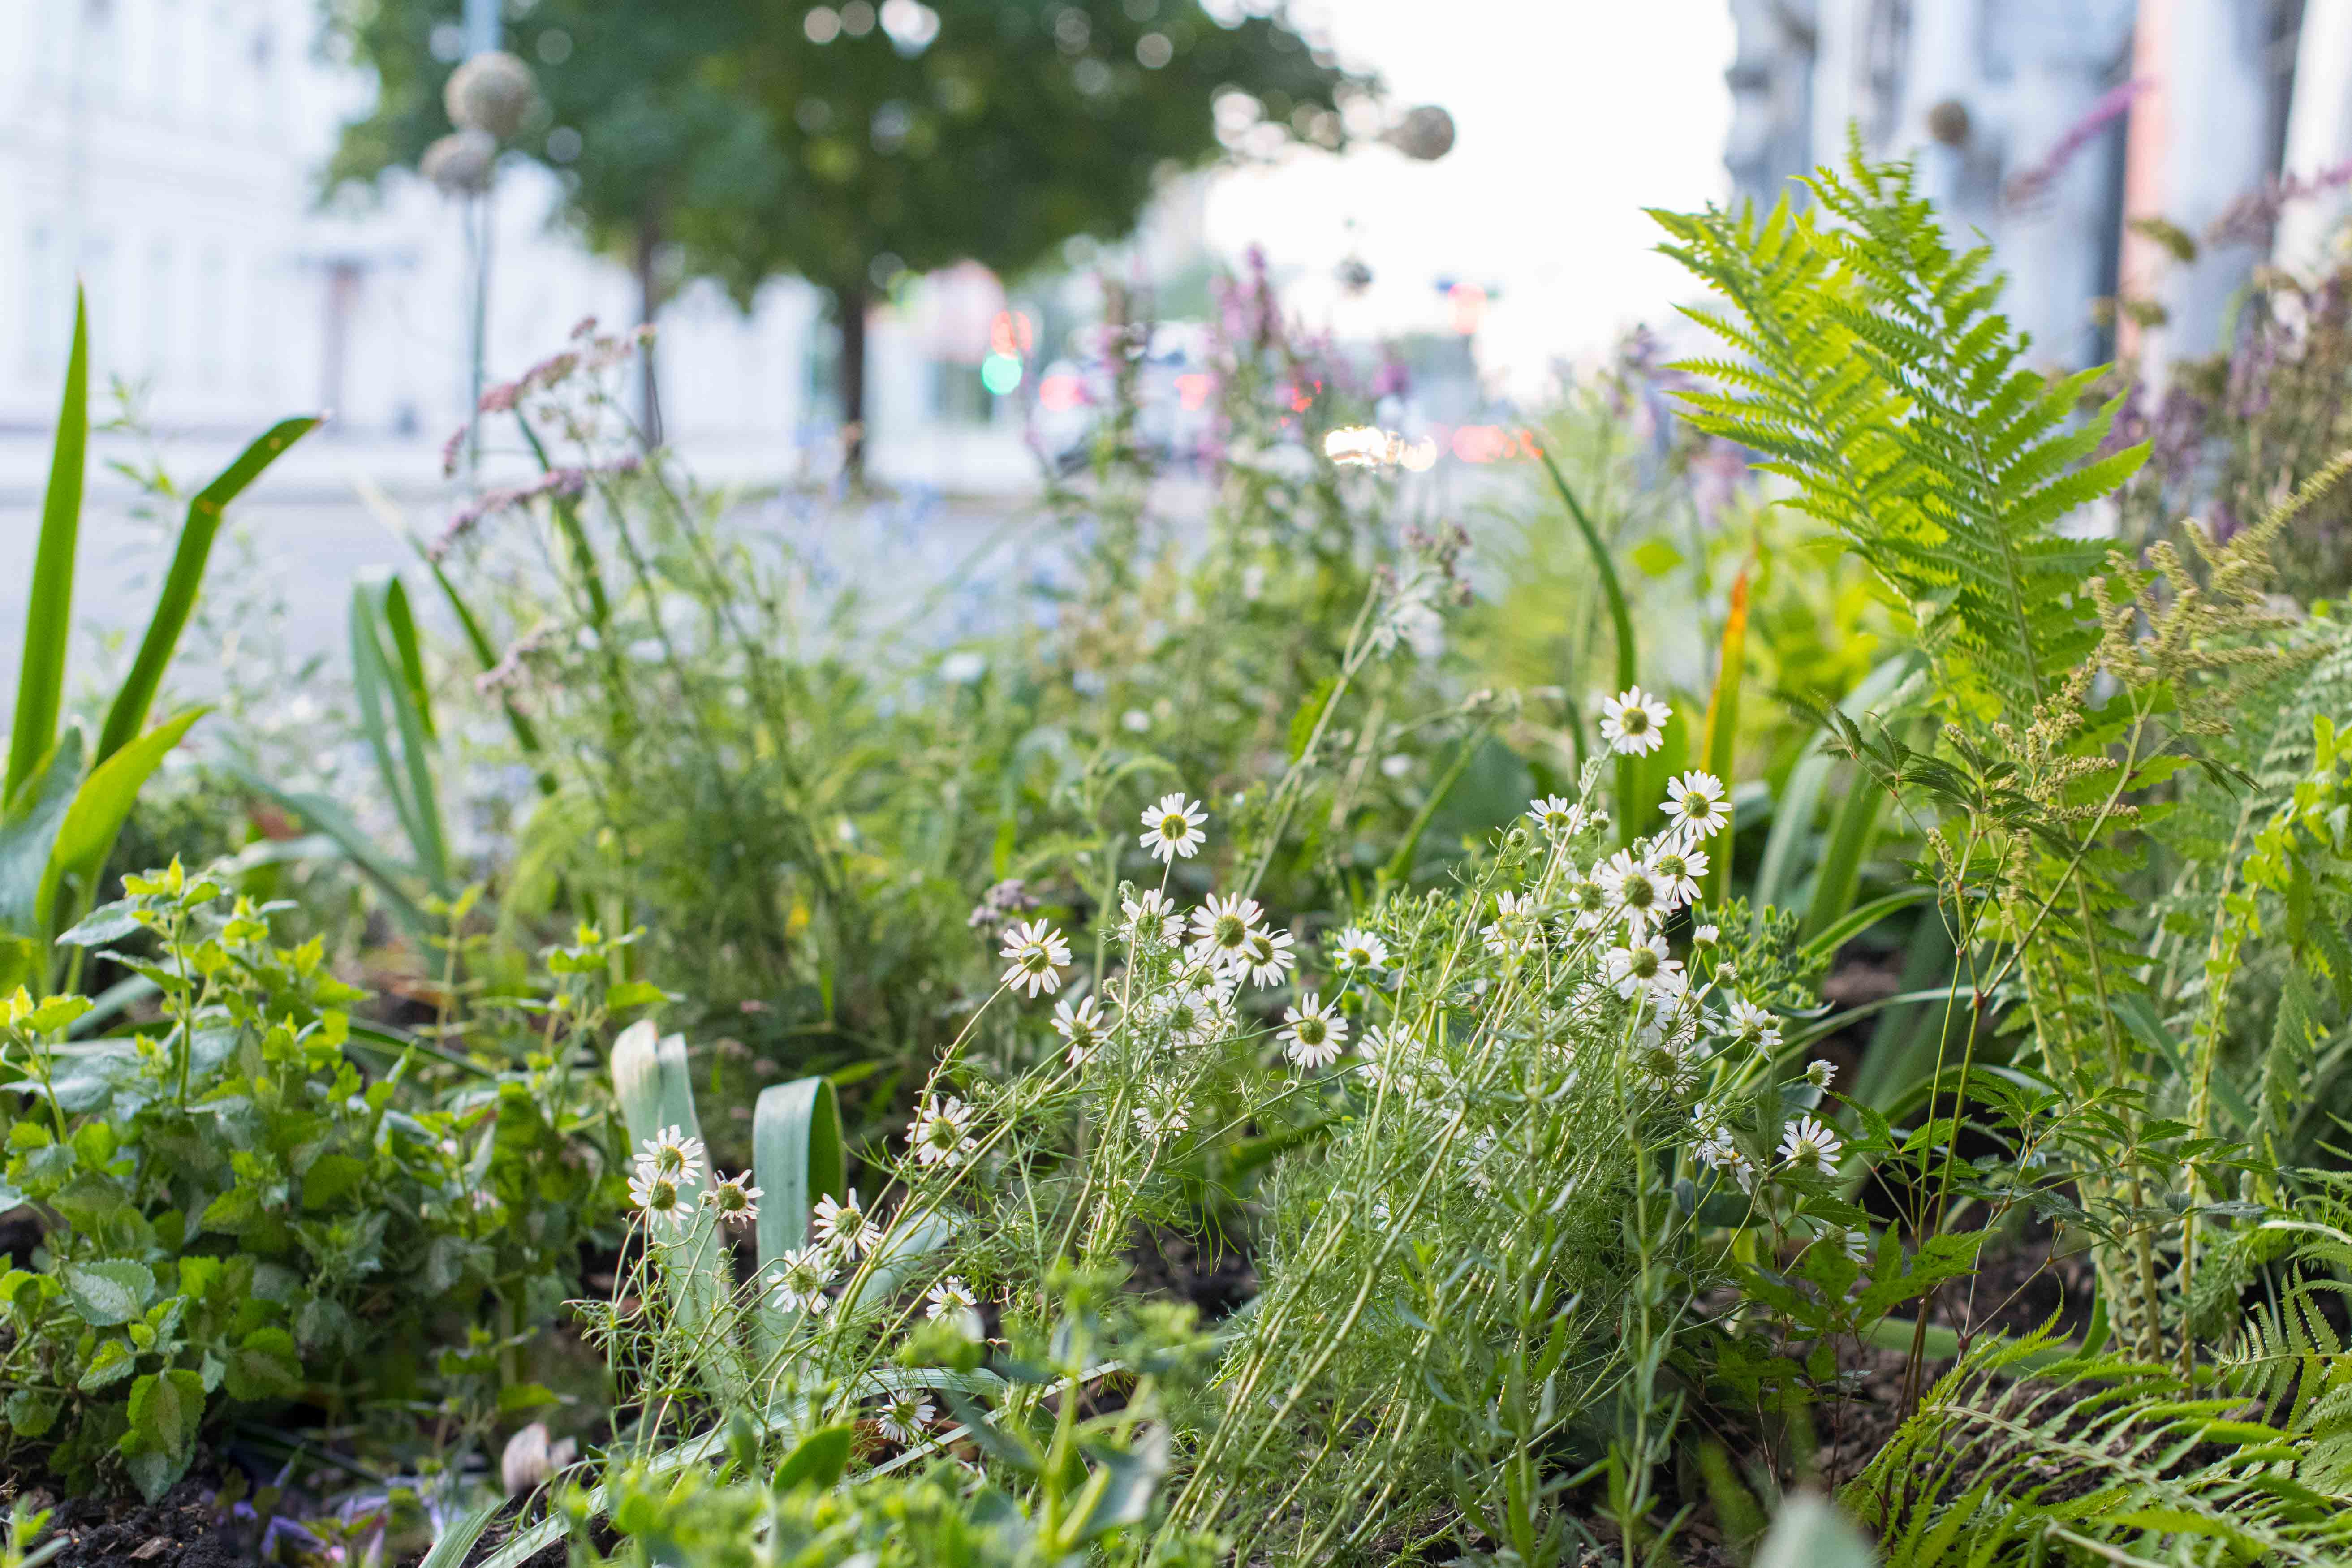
[611,1022,749,1406]
[94,416,319,769]
[349,572,451,894]
[8,289,87,803]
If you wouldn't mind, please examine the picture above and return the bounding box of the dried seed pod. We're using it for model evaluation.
[445,50,539,141]
[1383,104,1455,162]
[422,128,496,195]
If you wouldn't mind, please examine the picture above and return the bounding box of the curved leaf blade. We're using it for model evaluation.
[8,288,87,803]
[41,706,209,924]
[95,415,319,768]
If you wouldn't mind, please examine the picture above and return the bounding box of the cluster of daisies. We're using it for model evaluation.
[627,1124,762,1236]
[997,793,1361,1086]
[1486,693,1849,1195]
[763,1180,987,1447]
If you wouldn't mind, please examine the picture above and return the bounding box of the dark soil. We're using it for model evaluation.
[1126,1221,1257,1320]
[13,1476,247,1568]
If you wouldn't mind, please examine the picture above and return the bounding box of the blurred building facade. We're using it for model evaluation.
[1723,0,2350,376]
[0,0,1134,489]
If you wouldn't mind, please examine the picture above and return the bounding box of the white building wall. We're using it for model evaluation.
[0,0,896,469]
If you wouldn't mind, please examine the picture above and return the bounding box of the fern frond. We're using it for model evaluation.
[1653,154,2145,724]
[1852,1326,2352,1565]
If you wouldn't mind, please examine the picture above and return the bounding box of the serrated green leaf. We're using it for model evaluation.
[223,1326,302,1402]
[119,1367,205,1500]
[61,1259,154,1327]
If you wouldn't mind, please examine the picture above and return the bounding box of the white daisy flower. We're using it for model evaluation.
[1154,980,1232,1048]
[1596,851,1667,935]
[1279,991,1350,1070]
[1234,926,1296,989]
[1116,889,1178,952]
[998,919,1072,998]
[1778,1115,1842,1175]
[699,1171,763,1229]
[925,1275,979,1320]
[1132,1098,1189,1138]
[1599,687,1671,757]
[877,1393,935,1446]
[1724,996,1781,1051]
[1327,926,1390,975]
[636,1125,706,1189]
[1187,892,1266,969]
[1817,1222,1870,1266]
[1641,963,1693,1011]
[1354,1024,1420,1093]
[1628,1023,1696,1095]
[907,1096,978,1167]
[1559,869,1615,933]
[1696,1134,1757,1192]
[1053,995,1111,1065]
[1646,836,1708,909]
[1692,923,1721,948]
[1660,770,1728,839]
[1525,795,1590,842]
[1804,1057,1837,1091]
[1481,891,1542,958]
[769,1244,838,1314]
[1138,792,1209,864]
[627,1167,694,1235]
[812,1186,884,1256]
[1603,934,1680,1000]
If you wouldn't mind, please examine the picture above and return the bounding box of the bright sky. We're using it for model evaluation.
[1202,0,1736,396]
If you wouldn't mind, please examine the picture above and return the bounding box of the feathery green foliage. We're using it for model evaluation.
[1854,1216,2352,1567]
[1653,146,2142,722]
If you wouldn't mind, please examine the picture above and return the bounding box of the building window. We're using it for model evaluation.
[195,248,225,388]
[81,233,116,383]
[145,240,173,386]
[26,225,61,373]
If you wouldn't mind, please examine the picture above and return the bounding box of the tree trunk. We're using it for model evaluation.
[838,278,868,483]
[634,223,665,448]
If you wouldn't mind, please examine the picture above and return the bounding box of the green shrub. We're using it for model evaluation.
[0,860,623,1499]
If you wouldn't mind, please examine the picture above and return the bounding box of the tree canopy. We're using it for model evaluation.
[324,0,1372,458]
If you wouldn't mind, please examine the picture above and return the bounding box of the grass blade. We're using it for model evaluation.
[0,730,86,985]
[1801,762,1885,943]
[1698,560,1752,905]
[1378,715,1498,888]
[417,1495,504,1568]
[1851,912,1960,1113]
[350,573,451,893]
[94,416,319,768]
[39,706,209,930]
[1530,441,1640,844]
[8,288,87,803]
[378,573,437,741]
[219,764,431,939]
[419,548,553,788]
[1797,886,1933,963]
[1754,655,1914,914]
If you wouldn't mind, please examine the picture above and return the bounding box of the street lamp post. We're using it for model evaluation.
[463,0,501,478]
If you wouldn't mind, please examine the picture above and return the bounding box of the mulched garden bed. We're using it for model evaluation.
[11,1473,249,1568]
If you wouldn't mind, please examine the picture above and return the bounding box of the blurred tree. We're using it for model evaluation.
[324,0,1370,474]
[324,0,774,444]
